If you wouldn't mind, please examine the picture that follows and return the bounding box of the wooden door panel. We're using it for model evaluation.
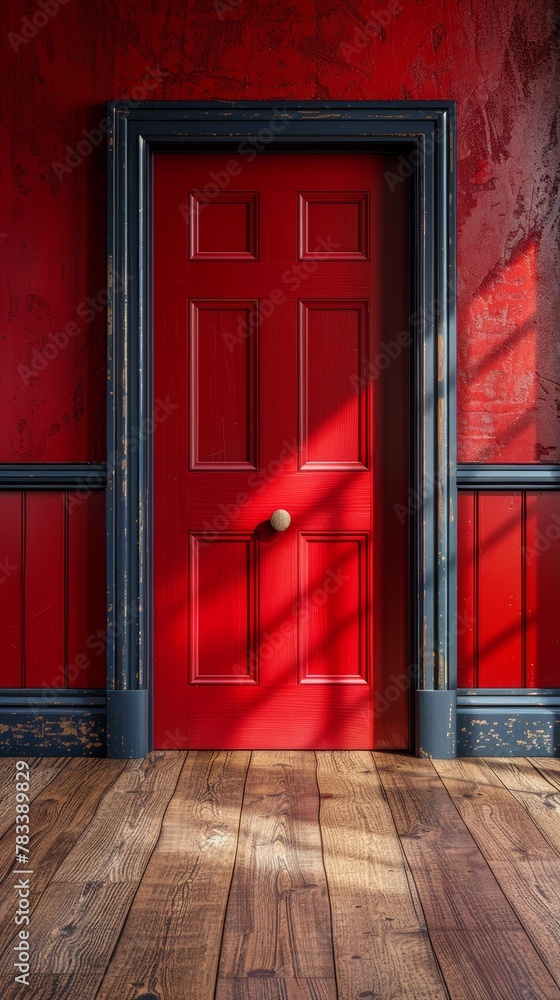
[189,533,258,685]
[154,151,410,749]
[299,300,370,469]
[299,192,369,260]
[298,534,369,684]
[189,300,258,469]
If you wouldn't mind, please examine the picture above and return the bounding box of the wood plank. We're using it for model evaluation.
[485,757,560,855]
[0,758,125,937]
[0,757,67,840]
[434,756,560,984]
[96,750,250,1000]
[53,751,184,883]
[1,881,138,1000]
[428,929,560,1000]
[217,978,336,999]
[0,752,183,1000]
[215,750,337,993]
[376,754,560,998]
[316,750,448,1000]
[532,756,560,792]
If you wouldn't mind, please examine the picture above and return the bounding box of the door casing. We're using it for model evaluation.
[106,101,457,758]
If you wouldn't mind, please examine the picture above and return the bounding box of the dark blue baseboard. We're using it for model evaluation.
[0,690,106,756]
[457,690,560,756]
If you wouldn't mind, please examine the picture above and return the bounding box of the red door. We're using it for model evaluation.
[153,151,410,749]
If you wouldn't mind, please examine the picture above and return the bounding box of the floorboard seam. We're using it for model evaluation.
[372,753,451,1000]
[314,750,340,1000]
[484,756,560,861]
[438,757,560,993]
[91,751,188,1000]
[212,749,252,1000]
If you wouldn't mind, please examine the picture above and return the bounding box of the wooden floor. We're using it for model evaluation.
[2,753,560,999]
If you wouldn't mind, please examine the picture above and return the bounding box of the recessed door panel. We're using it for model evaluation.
[190,300,258,469]
[189,533,257,684]
[299,300,369,469]
[298,533,369,684]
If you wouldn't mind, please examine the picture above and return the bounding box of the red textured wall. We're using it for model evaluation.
[1,0,559,695]
[1,0,558,462]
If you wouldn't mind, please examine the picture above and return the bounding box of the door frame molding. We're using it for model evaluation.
[106,100,457,757]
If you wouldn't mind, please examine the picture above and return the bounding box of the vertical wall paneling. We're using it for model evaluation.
[24,492,67,688]
[457,491,477,688]
[458,488,560,690]
[475,493,523,687]
[0,489,107,693]
[67,491,106,688]
[525,492,560,687]
[0,493,24,687]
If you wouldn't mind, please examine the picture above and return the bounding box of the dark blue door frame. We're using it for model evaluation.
[105,101,458,758]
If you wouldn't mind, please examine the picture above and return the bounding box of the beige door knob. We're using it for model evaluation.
[270,509,291,531]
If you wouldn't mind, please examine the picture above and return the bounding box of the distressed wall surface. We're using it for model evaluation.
[1,0,558,462]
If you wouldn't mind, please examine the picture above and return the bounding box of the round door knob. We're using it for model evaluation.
[270,509,291,531]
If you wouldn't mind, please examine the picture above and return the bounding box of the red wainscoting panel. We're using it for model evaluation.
[25,492,66,688]
[0,491,105,690]
[67,490,106,688]
[525,493,560,687]
[0,493,23,687]
[458,491,560,688]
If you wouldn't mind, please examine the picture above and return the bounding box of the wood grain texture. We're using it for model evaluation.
[532,756,560,792]
[97,750,250,1000]
[53,751,183,883]
[376,753,560,997]
[428,929,560,1000]
[215,751,336,991]
[0,881,138,1000]
[216,978,336,999]
[0,753,183,1000]
[0,757,67,839]
[434,756,560,984]
[0,758,124,941]
[316,750,448,1000]
[1,752,560,998]
[485,757,560,855]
